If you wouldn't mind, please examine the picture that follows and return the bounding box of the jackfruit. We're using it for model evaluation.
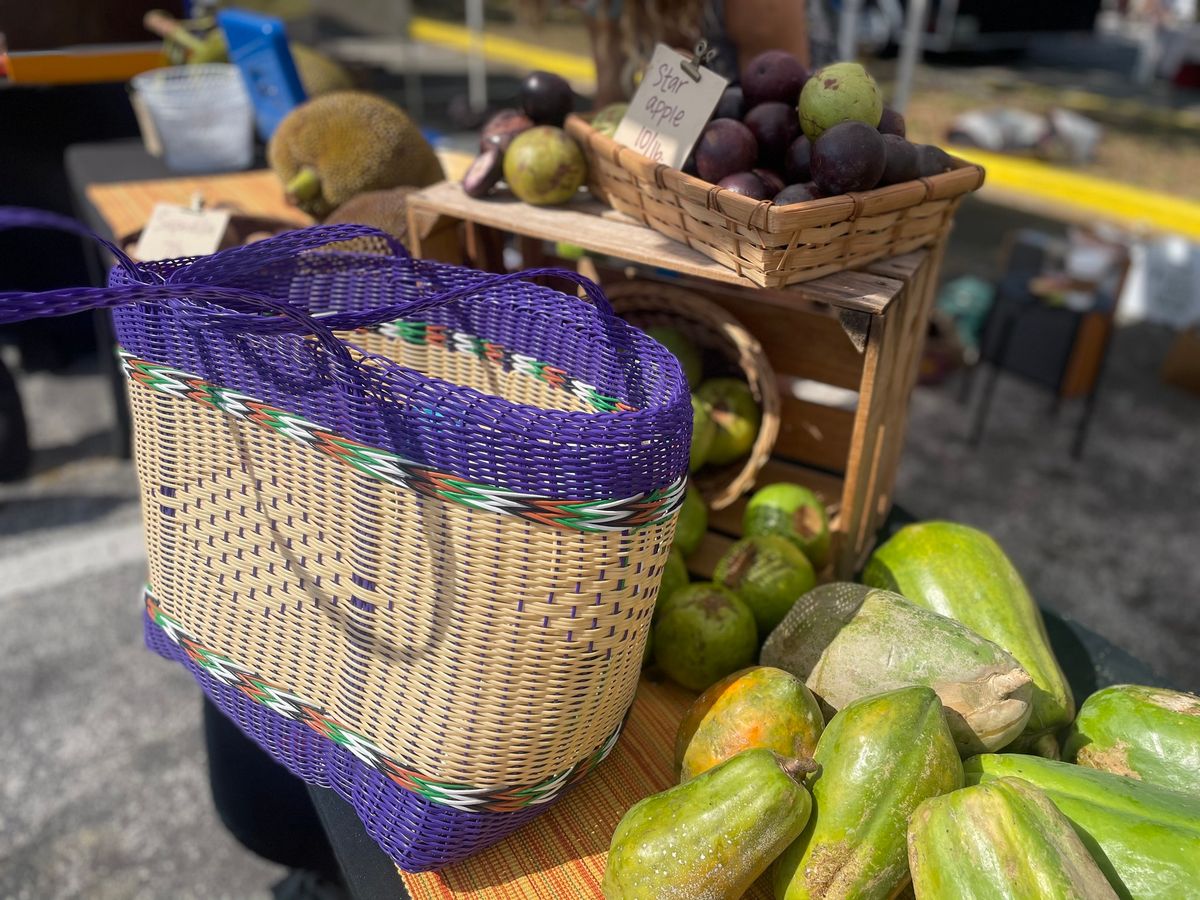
[268,92,444,219]
[324,186,418,247]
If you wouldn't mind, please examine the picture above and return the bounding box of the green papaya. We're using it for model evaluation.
[908,776,1118,899]
[1064,684,1200,798]
[676,666,824,782]
[1006,730,1062,759]
[761,584,1033,755]
[603,748,814,899]
[965,753,1200,899]
[863,521,1074,737]
[774,686,963,900]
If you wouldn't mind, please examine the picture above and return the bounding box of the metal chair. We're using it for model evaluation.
[966,229,1129,459]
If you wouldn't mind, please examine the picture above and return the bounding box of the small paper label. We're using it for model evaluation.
[612,43,728,169]
[135,203,231,261]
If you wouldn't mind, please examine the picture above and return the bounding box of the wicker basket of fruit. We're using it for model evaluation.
[565,58,984,289]
[607,280,779,510]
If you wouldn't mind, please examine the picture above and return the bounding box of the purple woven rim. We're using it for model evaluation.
[144,610,592,872]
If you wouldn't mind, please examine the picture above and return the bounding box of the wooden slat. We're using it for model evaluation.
[833,247,940,576]
[773,393,856,475]
[865,250,928,282]
[836,310,888,579]
[687,532,735,580]
[1060,312,1112,398]
[665,278,869,390]
[866,247,940,526]
[407,207,465,265]
[406,181,906,314]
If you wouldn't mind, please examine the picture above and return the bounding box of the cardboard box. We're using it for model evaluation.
[1161,327,1200,396]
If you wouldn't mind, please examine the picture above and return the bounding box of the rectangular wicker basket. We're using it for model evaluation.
[564,113,985,288]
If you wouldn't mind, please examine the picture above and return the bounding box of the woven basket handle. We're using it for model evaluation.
[0,206,612,329]
[0,207,145,285]
[314,266,617,333]
[170,221,409,287]
[0,205,360,369]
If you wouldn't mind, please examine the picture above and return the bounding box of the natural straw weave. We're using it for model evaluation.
[608,281,780,510]
[565,114,985,288]
[0,207,692,872]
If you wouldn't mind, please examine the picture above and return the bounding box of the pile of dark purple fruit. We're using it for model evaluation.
[463,70,589,206]
[687,53,955,206]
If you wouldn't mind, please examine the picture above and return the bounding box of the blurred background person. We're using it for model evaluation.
[525,0,829,106]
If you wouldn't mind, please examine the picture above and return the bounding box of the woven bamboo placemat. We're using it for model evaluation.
[399,675,774,899]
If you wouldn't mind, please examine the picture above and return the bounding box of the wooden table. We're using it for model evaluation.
[408,181,943,579]
[85,169,309,243]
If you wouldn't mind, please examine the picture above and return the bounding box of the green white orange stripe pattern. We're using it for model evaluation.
[145,586,623,812]
[119,350,685,533]
[374,320,638,413]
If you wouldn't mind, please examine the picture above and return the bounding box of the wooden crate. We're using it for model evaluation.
[406,182,943,578]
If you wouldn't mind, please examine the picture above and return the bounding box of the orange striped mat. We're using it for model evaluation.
[399,676,774,899]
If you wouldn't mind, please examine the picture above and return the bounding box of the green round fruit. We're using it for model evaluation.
[654,584,758,692]
[659,548,689,615]
[799,61,883,141]
[743,482,831,570]
[713,534,816,636]
[592,102,629,138]
[554,241,585,260]
[503,126,587,205]
[674,487,708,557]
[694,378,761,466]
[690,396,716,472]
[647,326,703,388]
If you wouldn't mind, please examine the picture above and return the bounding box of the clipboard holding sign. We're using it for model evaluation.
[611,43,728,170]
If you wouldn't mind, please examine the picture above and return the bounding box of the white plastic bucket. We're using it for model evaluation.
[131,65,254,173]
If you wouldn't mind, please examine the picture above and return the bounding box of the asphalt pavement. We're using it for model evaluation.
[0,366,285,899]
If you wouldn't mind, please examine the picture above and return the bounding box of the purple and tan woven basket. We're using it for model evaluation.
[0,208,691,871]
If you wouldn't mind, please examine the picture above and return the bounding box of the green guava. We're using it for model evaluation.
[690,396,716,472]
[799,62,883,141]
[694,378,761,466]
[674,487,708,557]
[743,482,831,571]
[713,534,816,636]
[654,584,758,691]
[503,126,587,205]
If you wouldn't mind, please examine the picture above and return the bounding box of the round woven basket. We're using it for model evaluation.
[607,280,780,510]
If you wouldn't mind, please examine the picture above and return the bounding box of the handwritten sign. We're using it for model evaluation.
[612,43,728,170]
[135,202,231,261]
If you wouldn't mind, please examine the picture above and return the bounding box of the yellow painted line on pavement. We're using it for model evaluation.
[410,17,596,86]
[951,147,1200,240]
